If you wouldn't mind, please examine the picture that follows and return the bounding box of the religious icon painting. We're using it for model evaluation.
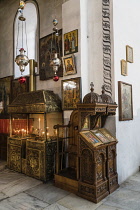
[126,45,133,63]
[99,128,117,142]
[64,29,78,55]
[39,29,63,80]
[118,81,133,121]
[79,131,103,147]
[121,59,127,76]
[62,77,81,110]
[91,129,110,144]
[62,54,77,76]
[82,116,90,130]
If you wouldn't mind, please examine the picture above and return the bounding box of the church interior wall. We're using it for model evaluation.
[113,0,140,183]
[1,0,140,185]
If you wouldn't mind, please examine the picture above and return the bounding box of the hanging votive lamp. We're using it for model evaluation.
[15,48,29,74]
[50,18,61,81]
[50,53,61,81]
[15,1,29,75]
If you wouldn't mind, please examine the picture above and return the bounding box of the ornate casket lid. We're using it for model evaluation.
[83,82,102,104]
[8,90,62,113]
[100,85,117,114]
[77,83,107,114]
[100,85,115,104]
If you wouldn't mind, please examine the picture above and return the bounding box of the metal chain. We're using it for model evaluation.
[16,19,20,55]
[22,20,23,48]
[25,21,28,56]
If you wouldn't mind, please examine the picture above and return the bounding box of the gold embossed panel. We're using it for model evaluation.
[80,148,94,184]
[26,148,40,179]
[8,144,22,172]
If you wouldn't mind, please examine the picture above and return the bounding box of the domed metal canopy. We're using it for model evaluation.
[83,82,102,103]
[100,85,114,104]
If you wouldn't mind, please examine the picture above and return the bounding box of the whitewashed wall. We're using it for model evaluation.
[1,0,138,184]
[0,0,18,77]
[113,0,140,183]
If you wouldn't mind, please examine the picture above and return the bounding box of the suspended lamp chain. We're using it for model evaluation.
[25,20,28,56]
[22,20,23,48]
[16,19,20,55]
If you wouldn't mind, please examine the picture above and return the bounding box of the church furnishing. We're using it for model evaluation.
[7,90,62,181]
[54,83,119,203]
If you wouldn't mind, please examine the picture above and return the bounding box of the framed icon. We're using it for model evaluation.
[99,128,117,142]
[64,29,78,55]
[118,81,133,121]
[91,129,110,144]
[126,45,133,63]
[80,131,103,147]
[62,77,81,110]
[62,54,76,76]
[121,59,127,76]
[39,29,63,80]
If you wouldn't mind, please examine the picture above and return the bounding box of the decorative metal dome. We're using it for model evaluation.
[100,85,114,104]
[15,48,29,74]
[83,82,102,103]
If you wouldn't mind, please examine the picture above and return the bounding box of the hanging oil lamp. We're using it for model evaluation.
[15,1,29,75]
[50,18,61,81]
[50,53,61,81]
[15,48,29,74]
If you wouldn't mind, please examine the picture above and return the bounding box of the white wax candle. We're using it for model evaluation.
[39,118,40,130]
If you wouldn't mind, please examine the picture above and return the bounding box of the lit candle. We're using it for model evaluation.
[55,129,57,136]
[39,118,41,136]
[21,129,24,137]
[39,118,40,130]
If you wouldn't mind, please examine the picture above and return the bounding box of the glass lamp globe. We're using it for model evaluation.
[15,48,29,74]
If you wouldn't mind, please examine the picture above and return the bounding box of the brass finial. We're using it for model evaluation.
[90,82,94,92]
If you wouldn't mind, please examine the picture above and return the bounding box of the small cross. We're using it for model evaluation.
[90,82,94,92]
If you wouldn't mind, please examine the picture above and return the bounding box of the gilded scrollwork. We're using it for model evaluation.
[26,141,45,150]
[94,148,106,163]
[8,90,62,113]
[80,139,89,155]
[108,159,114,174]
[95,107,106,112]
[108,145,116,158]
[110,176,118,187]
[26,149,40,178]
[97,163,103,181]
[79,184,94,195]
[9,144,21,172]
[81,148,94,184]
[97,182,107,195]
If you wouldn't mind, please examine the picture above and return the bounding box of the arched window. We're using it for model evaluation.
[14,1,39,78]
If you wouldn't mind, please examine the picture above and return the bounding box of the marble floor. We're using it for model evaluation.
[0,161,140,210]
